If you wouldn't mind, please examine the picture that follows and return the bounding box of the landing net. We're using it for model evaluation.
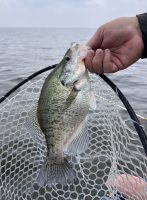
[0,66,147,200]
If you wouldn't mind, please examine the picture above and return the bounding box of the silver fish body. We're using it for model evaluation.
[36,43,94,186]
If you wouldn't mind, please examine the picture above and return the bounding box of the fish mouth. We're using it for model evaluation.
[73,80,79,85]
[60,80,74,88]
[60,79,79,88]
[60,79,81,91]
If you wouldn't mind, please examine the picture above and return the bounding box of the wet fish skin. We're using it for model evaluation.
[36,43,92,186]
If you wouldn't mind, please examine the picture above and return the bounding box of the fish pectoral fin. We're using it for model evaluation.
[25,104,45,142]
[89,91,97,110]
[64,117,89,156]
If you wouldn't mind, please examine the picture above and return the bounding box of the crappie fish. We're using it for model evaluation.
[36,43,96,187]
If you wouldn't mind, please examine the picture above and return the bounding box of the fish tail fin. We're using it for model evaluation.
[36,157,76,187]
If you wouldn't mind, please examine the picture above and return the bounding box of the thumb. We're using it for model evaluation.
[86,27,103,50]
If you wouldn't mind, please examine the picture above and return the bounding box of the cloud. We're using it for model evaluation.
[0,0,147,27]
[0,0,49,7]
[86,0,106,6]
[0,0,17,7]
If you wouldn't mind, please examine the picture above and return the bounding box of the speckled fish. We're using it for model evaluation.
[36,43,96,187]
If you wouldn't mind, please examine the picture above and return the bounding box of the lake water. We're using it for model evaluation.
[0,27,147,129]
[0,28,147,200]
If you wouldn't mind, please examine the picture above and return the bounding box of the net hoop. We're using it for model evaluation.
[0,64,146,156]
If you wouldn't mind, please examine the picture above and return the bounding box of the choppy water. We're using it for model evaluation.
[0,27,147,129]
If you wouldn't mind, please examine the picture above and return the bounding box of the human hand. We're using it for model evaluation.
[106,174,147,200]
[85,17,144,73]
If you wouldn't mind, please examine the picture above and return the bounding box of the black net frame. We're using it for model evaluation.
[0,64,146,156]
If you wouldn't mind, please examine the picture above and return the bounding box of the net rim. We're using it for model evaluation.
[0,64,146,156]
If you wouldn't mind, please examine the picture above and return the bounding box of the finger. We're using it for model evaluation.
[85,50,95,73]
[103,49,119,73]
[92,49,104,74]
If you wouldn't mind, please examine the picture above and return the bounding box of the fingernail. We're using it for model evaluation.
[105,49,110,53]
[96,49,102,54]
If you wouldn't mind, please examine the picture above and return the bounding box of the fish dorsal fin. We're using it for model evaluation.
[64,117,89,156]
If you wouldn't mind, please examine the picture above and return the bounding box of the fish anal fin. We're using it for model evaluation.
[64,117,89,156]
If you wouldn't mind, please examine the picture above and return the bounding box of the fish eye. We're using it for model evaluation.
[65,56,70,62]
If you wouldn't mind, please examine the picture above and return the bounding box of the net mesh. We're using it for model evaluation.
[0,71,147,200]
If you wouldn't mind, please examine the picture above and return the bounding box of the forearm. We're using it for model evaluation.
[136,13,147,58]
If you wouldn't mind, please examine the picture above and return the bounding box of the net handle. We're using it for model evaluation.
[0,64,146,155]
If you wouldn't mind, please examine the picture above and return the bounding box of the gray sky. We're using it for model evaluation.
[0,0,147,28]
